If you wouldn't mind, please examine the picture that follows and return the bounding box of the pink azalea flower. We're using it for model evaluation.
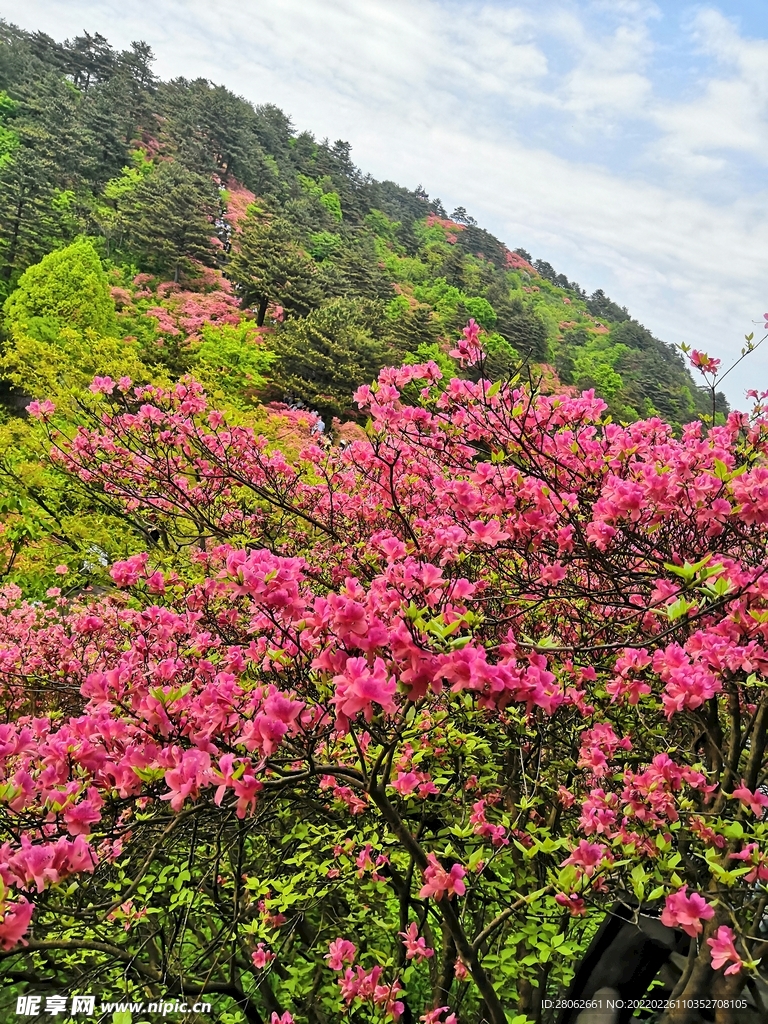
[0,899,34,950]
[421,1009,457,1024]
[325,938,356,970]
[707,926,743,975]
[251,942,274,968]
[661,887,715,937]
[418,853,466,900]
[398,922,434,962]
[89,376,116,394]
[732,781,768,817]
[555,892,587,916]
[26,399,55,419]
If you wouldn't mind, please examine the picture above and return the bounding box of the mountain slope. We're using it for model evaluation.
[0,20,726,426]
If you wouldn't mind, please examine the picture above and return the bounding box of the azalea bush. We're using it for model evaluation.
[0,324,767,1023]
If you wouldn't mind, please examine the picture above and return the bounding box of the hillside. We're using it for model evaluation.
[0,21,727,427]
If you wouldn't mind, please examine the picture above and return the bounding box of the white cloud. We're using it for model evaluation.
[652,8,768,168]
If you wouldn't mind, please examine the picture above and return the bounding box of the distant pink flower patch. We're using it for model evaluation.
[504,249,537,274]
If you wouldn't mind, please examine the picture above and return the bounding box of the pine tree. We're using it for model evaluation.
[125,162,219,282]
[227,211,320,324]
[271,298,391,419]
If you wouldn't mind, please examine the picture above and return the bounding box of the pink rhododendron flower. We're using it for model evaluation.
[0,899,34,950]
[732,781,768,817]
[690,350,721,374]
[420,1009,457,1024]
[561,840,613,877]
[325,938,356,970]
[89,376,116,394]
[555,892,587,916]
[419,853,466,900]
[26,399,55,419]
[251,943,274,968]
[661,888,714,937]
[707,926,743,975]
[449,319,484,366]
[453,959,469,980]
[398,922,434,962]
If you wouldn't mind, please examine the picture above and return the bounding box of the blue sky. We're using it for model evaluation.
[5,0,768,405]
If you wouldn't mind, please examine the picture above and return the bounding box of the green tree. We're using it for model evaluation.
[271,298,390,419]
[125,162,220,282]
[0,238,149,399]
[227,210,321,325]
[3,236,116,338]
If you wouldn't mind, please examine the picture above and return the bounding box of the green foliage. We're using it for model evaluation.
[308,230,342,261]
[122,162,220,282]
[271,298,391,419]
[228,210,321,325]
[3,237,117,338]
[192,321,276,403]
[0,241,151,400]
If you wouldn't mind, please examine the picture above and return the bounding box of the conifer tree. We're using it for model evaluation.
[227,210,320,324]
[271,298,390,419]
[124,162,219,282]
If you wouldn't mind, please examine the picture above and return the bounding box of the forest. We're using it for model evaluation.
[0,21,764,1024]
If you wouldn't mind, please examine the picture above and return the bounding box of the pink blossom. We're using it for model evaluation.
[707,926,742,975]
[0,899,34,950]
[325,938,356,970]
[561,840,613,877]
[251,943,274,968]
[453,959,469,980]
[690,350,721,374]
[732,781,768,817]
[26,399,55,419]
[420,1010,457,1024]
[398,922,434,962]
[419,853,466,900]
[555,892,587,916]
[449,319,484,366]
[661,888,715,937]
[89,376,116,394]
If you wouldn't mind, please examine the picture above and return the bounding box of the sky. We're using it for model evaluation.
[5,0,768,406]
